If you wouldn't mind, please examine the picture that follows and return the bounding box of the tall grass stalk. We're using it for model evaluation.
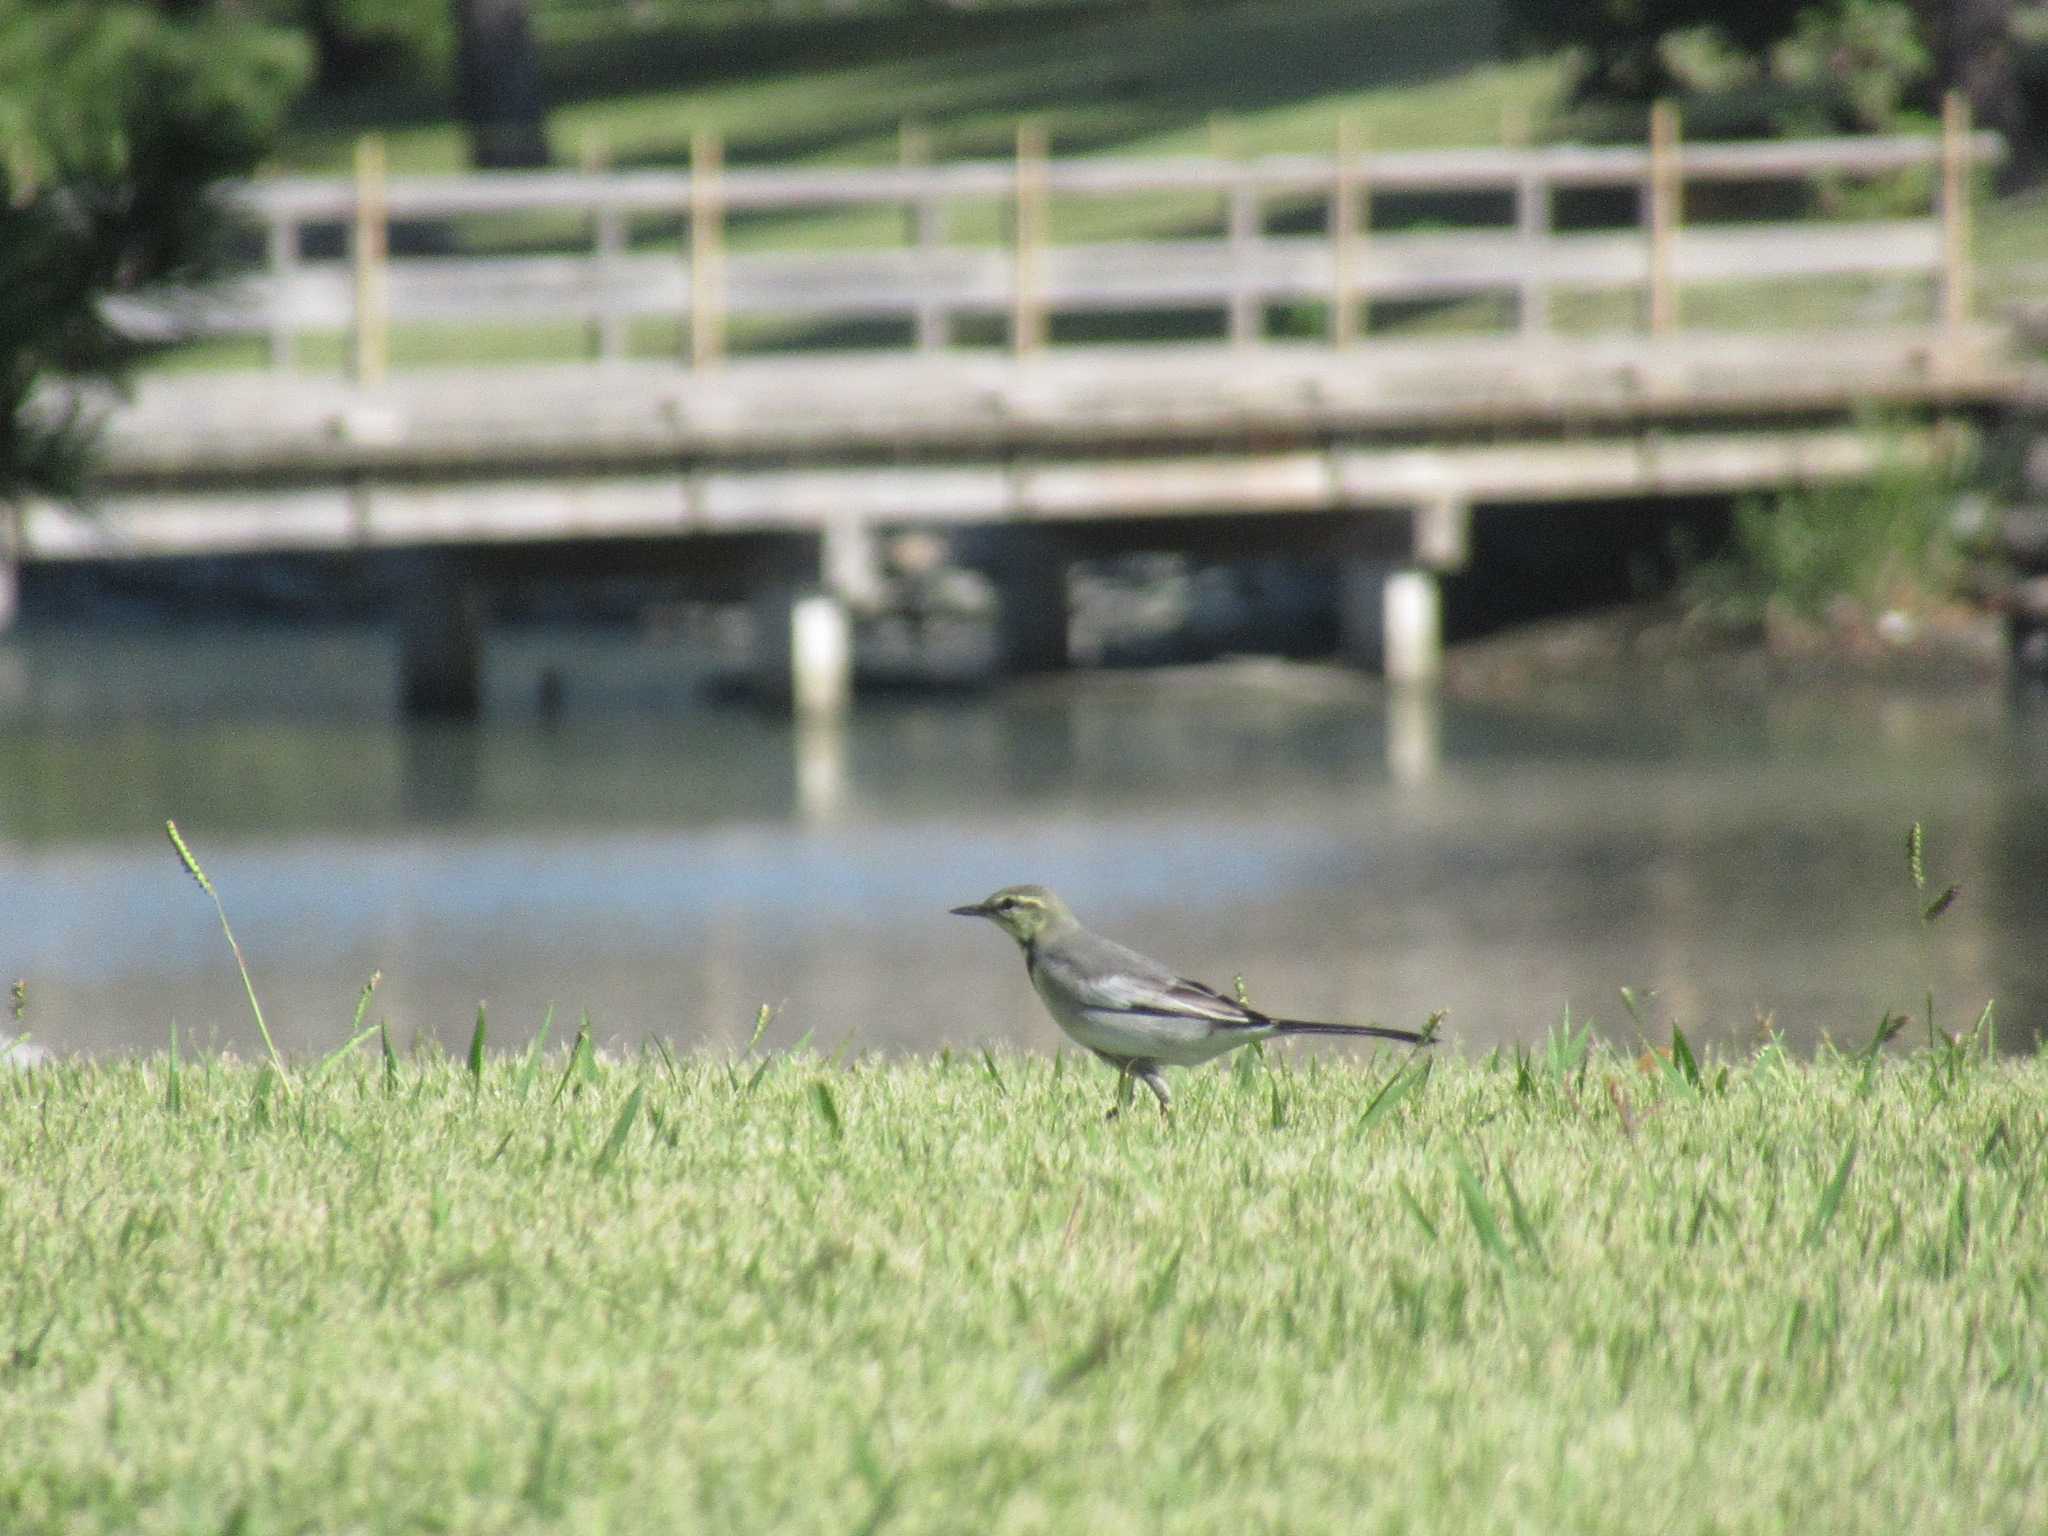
[163,820,291,1092]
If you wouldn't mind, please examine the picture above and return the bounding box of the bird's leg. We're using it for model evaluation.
[1106,1062,1137,1122]
[1136,1063,1173,1121]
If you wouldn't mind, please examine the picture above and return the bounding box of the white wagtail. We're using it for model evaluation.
[951,884,1434,1119]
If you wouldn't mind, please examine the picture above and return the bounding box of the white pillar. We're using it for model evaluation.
[753,585,852,717]
[822,517,886,615]
[1339,560,1441,683]
[1383,568,1441,684]
[792,592,852,717]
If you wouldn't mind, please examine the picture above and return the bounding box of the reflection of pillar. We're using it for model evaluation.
[400,721,483,823]
[992,538,1068,674]
[1385,681,1440,785]
[752,584,852,717]
[1339,561,1441,682]
[793,714,847,824]
[399,555,484,719]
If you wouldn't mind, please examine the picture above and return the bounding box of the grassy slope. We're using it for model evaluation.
[3,1042,2043,1533]
[282,0,1557,173]
[156,0,2045,373]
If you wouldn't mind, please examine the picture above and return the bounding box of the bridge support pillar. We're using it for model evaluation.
[1340,561,1441,683]
[991,540,1069,674]
[822,517,886,615]
[400,557,485,718]
[753,585,853,717]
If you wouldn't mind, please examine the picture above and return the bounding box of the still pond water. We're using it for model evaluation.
[3,623,2043,1060]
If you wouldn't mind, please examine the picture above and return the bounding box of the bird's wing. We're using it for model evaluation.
[1038,937,1264,1028]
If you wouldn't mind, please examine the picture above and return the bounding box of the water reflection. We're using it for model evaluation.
[794,716,846,825]
[1386,683,1439,786]
[1,622,2041,1059]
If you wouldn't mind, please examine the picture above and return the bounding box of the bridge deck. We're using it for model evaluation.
[76,326,2011,487]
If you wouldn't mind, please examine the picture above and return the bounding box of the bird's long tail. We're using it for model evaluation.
[1268,1019,1434,1045]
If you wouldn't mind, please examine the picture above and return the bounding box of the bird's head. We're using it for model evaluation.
[949,884,1072,948]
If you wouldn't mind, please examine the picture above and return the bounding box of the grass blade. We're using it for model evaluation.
[1618,986,1654,1044]
[165,1021,182,1113]
[744,1003,774,1055]
[1449,1144,1515,1269]
[1048,1320,1122,1393]
[1668,1024,1701,1092]
[1804,1139,1859,1247]
[165,820,291,1095]
[515,1004,556,1099]
[811,1080,842,1138]
[351,971,381,1036]
[1501,1166,1547,1271]
[1144,1244,1184,1316]
[1857,1011,1907,1095]
[550,1017,594,1105]
[1357,1058,1429,1135]
[467,1001,488,1089]
[592,1083,645,1172]
[379,1017,398,1095]
[309,972,384,1088]
[1395,1178,1439,1245]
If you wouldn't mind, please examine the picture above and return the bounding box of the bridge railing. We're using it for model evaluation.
[112,98,2003,380]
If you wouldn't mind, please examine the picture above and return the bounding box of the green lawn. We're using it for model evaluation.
[3,1032,2043,1533]
[147,0,2048,373]
[281,0,1558,175]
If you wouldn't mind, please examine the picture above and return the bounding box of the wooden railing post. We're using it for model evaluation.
[1012,120,1048,356]
[265,208,298,372]
[351,135,389,385]
[1504,108,1548,339]
[1939,90,1973,334]
[1329,116,1362,347]
[1646,100,1681,335]
[582,131,626,362]
[901,120,946,351]
[1516,165,1550,337]
[1227,161,1261,348]
[689,128,726,369]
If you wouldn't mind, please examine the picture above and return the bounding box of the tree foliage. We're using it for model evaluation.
[0,1,308,505]
[1504,0,2028,148]
[1500,0,1811,102]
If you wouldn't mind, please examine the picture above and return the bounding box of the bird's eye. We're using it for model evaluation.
[994,898,1015,911]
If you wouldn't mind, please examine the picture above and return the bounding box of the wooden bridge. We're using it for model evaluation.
[8,107,2027,711]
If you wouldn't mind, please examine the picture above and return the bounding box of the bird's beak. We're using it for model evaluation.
[949,902,992,919]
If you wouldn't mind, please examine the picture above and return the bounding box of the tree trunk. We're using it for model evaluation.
[451,0,548,168]
[1916,0,2021,147]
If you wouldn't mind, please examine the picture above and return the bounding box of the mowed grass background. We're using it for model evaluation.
[3,1033,2044,1533]
[151,0,2048,373]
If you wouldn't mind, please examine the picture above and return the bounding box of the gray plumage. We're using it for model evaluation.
[951,883,1432,1119]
